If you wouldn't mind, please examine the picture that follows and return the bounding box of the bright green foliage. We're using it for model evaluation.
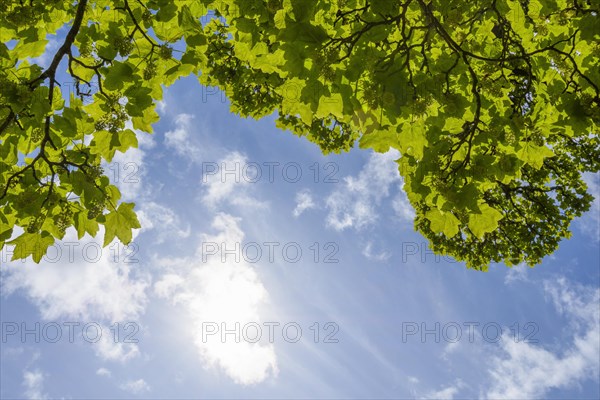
[1,0,598,270]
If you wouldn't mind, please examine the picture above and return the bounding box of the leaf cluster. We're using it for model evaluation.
[1,0,598,270]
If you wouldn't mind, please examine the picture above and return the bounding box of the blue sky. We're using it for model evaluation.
[1,51,600,399]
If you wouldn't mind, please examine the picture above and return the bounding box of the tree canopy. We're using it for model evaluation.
[0,0,598,269]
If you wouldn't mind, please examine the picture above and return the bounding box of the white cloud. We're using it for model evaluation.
[137,202,190,243]
[164,113,201,160]
[154,213,278,385]
[96,368,111,377]
[156,100,167,114]
[441,341,461,361]
[486,278,600,399]
[120,379,150,395]
[504,263,530,285]
[93,329,140,362]
[362,241,390,262]
[392,190,415,222]
[153,273,185,299]
[423,380,464,400]
[3,346,25,357]
[325,150,403,230]
[293,189,317,217]
[1,228,149,362]
[2,231,148,321]
[200,151,268,210]
[23,370,47,400]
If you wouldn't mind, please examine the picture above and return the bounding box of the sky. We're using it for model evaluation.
[1,36,600,400]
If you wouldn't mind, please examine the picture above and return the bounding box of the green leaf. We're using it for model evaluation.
[132,108,159,133]
[0,212,13,250]
[517,142,554,169]
[103,203,141,247]
[90,129,138,161]
[468,204,504,239]
[15,39,48,58]
[359,125,399,153]
[7,232,55,263]
[104,61,134,91]
[399,120,427,159]
[74,211,99,240]
[316,93,343,119]
[426,208,460,237]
